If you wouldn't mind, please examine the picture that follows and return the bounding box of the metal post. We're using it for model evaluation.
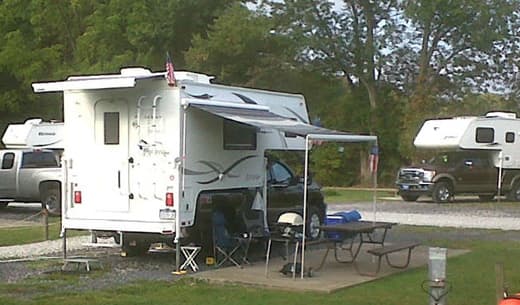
[428,247,448,305]
[62,229,67,259]
[43,208,49,240]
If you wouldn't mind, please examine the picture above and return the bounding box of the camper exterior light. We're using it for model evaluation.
[74,191,82,204]
[165,192,174,207]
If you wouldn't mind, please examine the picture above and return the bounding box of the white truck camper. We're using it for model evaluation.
[414,111,520,169]
[2,118,64,150]
[32,67,376,260]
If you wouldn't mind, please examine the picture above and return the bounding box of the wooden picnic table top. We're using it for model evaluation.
[317,220,397,234]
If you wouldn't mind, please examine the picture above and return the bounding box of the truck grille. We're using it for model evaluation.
[398,169,424,183]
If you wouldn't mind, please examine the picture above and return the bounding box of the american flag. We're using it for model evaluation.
[165,52,176,87]
[369,146,379,173]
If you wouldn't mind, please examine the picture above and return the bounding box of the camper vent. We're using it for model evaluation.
[485,111,516,119]
[120,67,152,76]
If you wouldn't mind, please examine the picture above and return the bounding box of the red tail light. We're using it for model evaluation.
[165,192,174,207]
[74,191,82,204]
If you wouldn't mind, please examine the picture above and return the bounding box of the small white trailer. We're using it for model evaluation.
[2,118,64,150]
[32,67,377,266]
[414,112,520,168]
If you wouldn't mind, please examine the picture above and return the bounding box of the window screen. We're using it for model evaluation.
[475,127,494,143]
[223,120,256,150]
[1,153,14,169]
[104,112,120,145]
[506,132,515,143]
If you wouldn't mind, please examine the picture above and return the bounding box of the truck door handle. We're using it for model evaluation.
[118,171,121,188]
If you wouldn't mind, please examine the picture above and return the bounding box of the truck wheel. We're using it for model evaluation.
[400,194,419,202]
[41,187,61,215]
[306,208,322,240]
[432,181,452,203]
[508,183,520,202]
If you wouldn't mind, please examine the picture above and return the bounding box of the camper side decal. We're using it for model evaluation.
[182,155,258,184]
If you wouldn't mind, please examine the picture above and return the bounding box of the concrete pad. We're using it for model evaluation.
[191,244,469,293]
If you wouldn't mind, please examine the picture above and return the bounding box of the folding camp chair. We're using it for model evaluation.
[212,210,248,268]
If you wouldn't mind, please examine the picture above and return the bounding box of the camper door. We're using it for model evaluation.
[93,99,130,212]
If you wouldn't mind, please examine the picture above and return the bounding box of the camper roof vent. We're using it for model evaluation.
[175,71,213,84]
[485,111,517,119]
[120,67,152,76]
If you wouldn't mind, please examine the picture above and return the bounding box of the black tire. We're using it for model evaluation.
[432,181,453,203]
[508,182,520,202]
[306,208,323,240]
[478,194,495,202]
[400,194,419,202]
[40,186,61,215]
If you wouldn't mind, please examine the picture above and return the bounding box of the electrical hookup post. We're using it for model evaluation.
[422,247,451,305]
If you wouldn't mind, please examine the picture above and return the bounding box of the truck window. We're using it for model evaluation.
[506,132,515,143]
[1,152,15,169]
[271,162,292,183]
[21,151,59,168]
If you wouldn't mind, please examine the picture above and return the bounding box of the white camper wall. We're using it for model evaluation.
[413,117,475,149]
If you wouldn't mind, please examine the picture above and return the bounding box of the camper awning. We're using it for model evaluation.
[189,101,375,142]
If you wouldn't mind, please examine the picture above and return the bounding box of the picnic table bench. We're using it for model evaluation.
[355,241,421,276]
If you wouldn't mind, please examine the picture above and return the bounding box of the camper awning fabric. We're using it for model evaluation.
[189,102,374,140]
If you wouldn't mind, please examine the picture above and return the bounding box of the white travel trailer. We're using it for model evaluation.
[413,112,520,168]
[32,67,376,258]
[2,118,64,150]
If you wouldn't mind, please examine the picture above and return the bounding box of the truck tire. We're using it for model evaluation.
[400,194,419,202]
[40,186,61,215]
[508,183,520,202]
[432,181,452,203]
[306,208,323,240]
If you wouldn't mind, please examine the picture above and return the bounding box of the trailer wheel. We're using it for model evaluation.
[432,181,452,203]
[40,185,61,215]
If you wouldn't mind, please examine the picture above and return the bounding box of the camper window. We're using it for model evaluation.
[104,112,120,145]
[475,127,494,143]
[506,132,515,143]
[223,120,256,150]
[1,152,14,169]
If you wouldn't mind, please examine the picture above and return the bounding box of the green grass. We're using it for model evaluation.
[1,229,519,305]
[0,219,86,247]
[323,187,396,203]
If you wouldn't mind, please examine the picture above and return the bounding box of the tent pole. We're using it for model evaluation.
[301,136,310,279]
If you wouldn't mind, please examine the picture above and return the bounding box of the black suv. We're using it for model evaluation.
[396,150,520,203]
[189,158,327,246]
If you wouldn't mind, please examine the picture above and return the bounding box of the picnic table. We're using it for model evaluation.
[315,220,422,275]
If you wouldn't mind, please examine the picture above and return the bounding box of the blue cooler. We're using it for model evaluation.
[325,210,362,241]
[333,210,362,222]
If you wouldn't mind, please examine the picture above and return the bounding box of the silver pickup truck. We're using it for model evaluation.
[0,149,62,214]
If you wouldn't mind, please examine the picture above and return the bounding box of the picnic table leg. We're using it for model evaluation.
[385,247,414,269]
[334,234,363,263]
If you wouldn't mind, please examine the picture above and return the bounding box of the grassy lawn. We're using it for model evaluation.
[0,219,85,247]
[1,230,519,305]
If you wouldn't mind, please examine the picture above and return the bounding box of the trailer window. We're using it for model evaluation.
[475,127,494,143]
[104,112,120,145]
[506,132,515,143]
[1,153,14,169]
[223,120,256,150]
